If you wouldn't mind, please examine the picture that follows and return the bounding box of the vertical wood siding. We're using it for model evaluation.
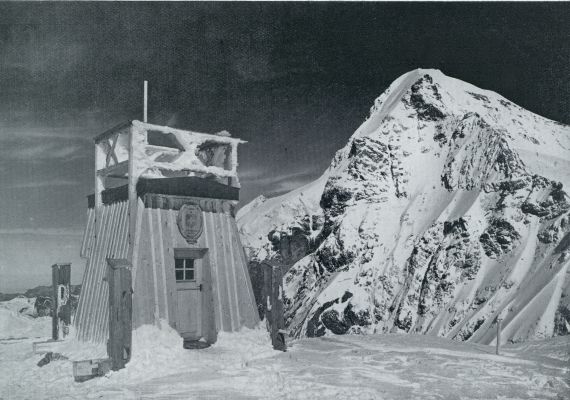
[75,201,129,343]
[132,206,259,336]
[80,208,95,259]
[76,200,259,344]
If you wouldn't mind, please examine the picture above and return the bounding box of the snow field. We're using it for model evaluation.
[1,310,568,399]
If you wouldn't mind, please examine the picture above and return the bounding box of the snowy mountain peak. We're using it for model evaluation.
[238,70,570,344]
[321,69,570,206]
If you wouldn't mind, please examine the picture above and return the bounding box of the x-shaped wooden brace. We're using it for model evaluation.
[104,133,119,168]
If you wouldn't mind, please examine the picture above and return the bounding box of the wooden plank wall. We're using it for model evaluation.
[80,208,95,258]
[74,201,130,343]
[75,198,259,344]
[132,205,259,340]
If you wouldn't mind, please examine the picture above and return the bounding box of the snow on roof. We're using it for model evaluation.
[95,120,246,187]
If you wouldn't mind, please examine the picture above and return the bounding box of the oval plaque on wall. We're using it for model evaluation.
[177,204,203,244]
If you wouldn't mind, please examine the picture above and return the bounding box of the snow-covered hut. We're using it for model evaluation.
[74,120,259,346]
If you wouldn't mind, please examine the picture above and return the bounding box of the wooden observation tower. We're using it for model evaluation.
[74,115,259,350]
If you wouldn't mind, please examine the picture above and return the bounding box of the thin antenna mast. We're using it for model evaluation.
[143,81,148,123]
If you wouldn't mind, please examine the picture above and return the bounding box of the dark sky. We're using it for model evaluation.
[1,2,569,291]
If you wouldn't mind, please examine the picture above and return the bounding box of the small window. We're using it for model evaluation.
[175,258,195,282]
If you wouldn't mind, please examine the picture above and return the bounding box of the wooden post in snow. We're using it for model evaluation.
[271,265,286,352]
[262,262,286,351]
[496,317,502,355]
[107,259,132,371]
[51,263,71,340]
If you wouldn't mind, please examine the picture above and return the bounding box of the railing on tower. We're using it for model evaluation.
[92,120,246,261]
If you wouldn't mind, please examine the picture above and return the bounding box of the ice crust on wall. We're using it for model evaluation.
[237,69,570,344]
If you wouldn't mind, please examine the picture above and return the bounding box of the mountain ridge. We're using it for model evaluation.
[237,69,570,344]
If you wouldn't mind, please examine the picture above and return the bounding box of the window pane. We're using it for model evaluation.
[175,270,184,281]
[185,259,195,269]
[175,258,184,269]
[185,269,195,281]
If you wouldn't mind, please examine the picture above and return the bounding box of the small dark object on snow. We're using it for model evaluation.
[34,296,52,317]
[183,339,211,350]
[37,352,68,367]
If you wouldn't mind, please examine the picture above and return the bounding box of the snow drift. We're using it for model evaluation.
[0,297,51,339]
[237,69,570,345]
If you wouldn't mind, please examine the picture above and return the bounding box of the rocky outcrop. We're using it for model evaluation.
[238,69,570,344]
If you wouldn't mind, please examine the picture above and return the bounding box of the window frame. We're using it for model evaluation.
[175,257,196,282]
[173,248,208,283]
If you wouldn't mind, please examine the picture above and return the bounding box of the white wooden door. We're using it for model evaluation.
[175,257,202,340]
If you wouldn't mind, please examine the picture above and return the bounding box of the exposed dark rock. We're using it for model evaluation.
[268,228,311,265]
[487,177,530,194]
[467,92,490,103]
[456,317,486,341]
[343,304,370,329]
[521,202,549,217]
[494,138,525,179]
[473,295,487,306]
[418,255,455,317]
[392,218,481,333]
[321,309,349,335]
[395,310,412,331]
[444,218,467,236]
[479,219,521,258]
[405,75,445,121]
[517,177,568,220]
[315,244,354,274]
[433,131,447,146]
[522,185,569,220]
[34,296,52,317]
[441,117,525,191]
[345,136,397,200]
[554,231,570,254]
[441,174,453,190]
[318,303,370,335]
[499,99,512,108]
[538,223,562,244]
[553,302,570,336]
[305,298,339,337]
[320,181,352,218]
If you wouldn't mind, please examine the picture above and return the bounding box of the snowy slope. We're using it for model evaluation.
[237,69,570,344]
[2,321,568,399]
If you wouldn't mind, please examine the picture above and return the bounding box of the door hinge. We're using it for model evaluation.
[199,284,203,292]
